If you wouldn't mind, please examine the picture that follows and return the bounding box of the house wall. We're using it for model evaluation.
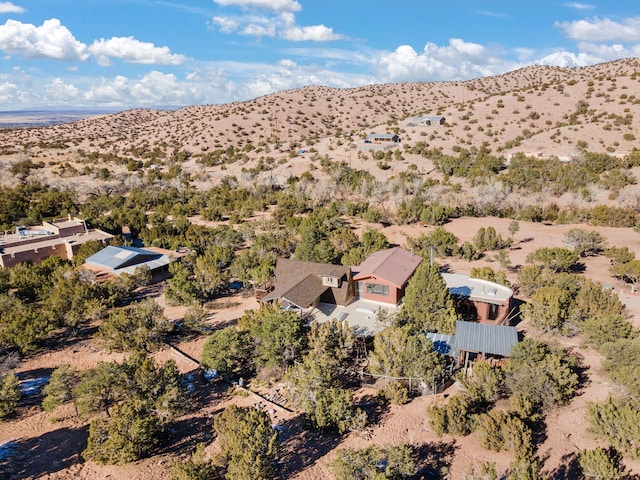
[0,242,70,268]
[43,219,87,237]
[356,276,399,305]
[460,299,511,324]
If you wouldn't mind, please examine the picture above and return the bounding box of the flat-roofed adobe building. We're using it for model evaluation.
[442,273,514,324]
[0,216,113,268]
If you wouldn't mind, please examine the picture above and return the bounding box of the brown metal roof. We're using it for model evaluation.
[352,247,422,288]
[262,258,352,308]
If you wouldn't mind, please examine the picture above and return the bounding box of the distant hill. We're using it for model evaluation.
[1,58,640,193]
[0,110,119,128]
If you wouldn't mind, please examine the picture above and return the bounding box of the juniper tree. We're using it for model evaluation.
[401,263,458,334]
[213,405,278,480]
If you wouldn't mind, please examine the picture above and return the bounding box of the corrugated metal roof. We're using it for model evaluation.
[85,245,166,273]
[425,332,458,357]
[353,247,422,288]
[451,321,518,357]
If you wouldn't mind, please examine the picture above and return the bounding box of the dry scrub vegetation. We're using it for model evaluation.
[2,59,640,479]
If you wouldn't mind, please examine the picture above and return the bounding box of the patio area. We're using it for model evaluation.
[309,299,399,336]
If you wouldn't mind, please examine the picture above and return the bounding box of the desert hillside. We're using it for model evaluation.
[1,58,640,198]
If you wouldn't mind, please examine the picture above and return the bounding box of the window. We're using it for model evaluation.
[488,303,499,321]
[366,283,389,296]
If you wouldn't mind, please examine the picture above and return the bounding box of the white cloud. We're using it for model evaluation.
[577,41,629,59]
[0,80,19,103]
[242,22,276,37]
[563,2,595,10]
[214,0,301,13]
[212,15,240,33]
[556,17,640,42]
[0,2,24,13]
[212,3,342,42]
[79,71,202,107]
[281,24,342,42]
[375,39,512,83]
[88,37,187,66]
[536,50,600,67]
[45,78,80,101]
[0,18,88,60]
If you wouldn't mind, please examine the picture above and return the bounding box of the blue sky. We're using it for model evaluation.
[0,0,639,110]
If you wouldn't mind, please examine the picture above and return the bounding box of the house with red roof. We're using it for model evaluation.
[351,247,422,305]
[262,247,515,334]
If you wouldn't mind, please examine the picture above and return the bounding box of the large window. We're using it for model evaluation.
[366,283,389,296]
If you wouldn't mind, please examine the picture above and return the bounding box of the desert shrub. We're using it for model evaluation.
[201,327,253,379]
[84,399,160,464]
[458,362,504,405]
[577,447,627,480]
[395,197,425,225]
[171,443,221,480]
[238,304,307,371]
[526,247,579,273]
[470,266,509,287]
[579,314,633,350]
[459,241,481,261]
[400,264,458,334]
[427,395,473,436]
[0,373,20,420]
[605,246,635,266]
[379,382,410,405]
[587,397,640,459]
[521,285,574,333]
[331,444,416,480]
[570,278,625,324]
[213,405,278,480]
[474,409,531,454]
[589,205,637,227]
[505,338,579,413]
[420,201,453,225]
[564,228,606,257]
[599,339,640,396]
[407,228,459,258]
[97,298,171,353]
[472,226,511,252]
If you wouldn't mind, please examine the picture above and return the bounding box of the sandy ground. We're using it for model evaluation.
[2,217,640,479]
[2,59,640,478]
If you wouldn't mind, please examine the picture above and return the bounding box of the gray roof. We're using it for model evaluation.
[442,273,513,305]
[451,321,518,357]
[367,133,398,139]
[85,245,170,275]
[425,332,458,357]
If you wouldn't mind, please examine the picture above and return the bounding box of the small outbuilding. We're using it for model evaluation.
[442,273,514,324]
[84,245,175,282]
[366,133,400,143]
[408,115,446,126]
[451,320,519,368]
